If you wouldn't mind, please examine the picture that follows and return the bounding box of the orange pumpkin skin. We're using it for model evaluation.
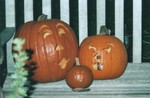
[15,19,78,83]
[65,65,93,89]
[79,35,127,80]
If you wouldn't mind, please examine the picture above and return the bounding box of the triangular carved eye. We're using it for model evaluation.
[55,44,64,51]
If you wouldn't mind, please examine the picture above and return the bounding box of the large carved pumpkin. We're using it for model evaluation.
[79,26,127,80]
[14,15,78,83]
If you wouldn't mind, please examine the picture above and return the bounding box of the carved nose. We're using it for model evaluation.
[97,55,101,59]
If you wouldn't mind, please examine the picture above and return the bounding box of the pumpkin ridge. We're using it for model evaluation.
[47,20,67,80]
[41,21,58,81]
[52,20,76,79]
[105,38,115,79]
[115,41,127,78]
[34,22,53,82]
[48,20,64,80]
[33,22,48,81]
[60,24,76,72]
[105,38,118,79]
[41,27,55,81]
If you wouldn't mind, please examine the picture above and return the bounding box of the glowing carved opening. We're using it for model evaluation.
[55,44,64,51]
[58,57,70,69]
[43,30,52,39]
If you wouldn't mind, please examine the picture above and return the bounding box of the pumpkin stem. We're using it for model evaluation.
[99,25,111,35]
[37,14,47,21]
[75,57,80,65]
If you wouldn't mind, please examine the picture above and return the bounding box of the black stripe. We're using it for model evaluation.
[69,0,79,42]
[0,0,5,32]
[88,0,97,36]
[0,0,6,88]
[33,0,42,21]
[15,0,24,29]
[51,0,60,19]
[124,0,133,62]
[106,0,115,35]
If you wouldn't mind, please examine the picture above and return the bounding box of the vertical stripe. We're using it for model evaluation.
[88,0,96,36]
[106,0,115,35]
[33,0,42,20]
[5,1,15,72]
[42,0,51,19]
[51,0,60,19]
[5,0,15,27]
[69,0,79,41]
[124,0,133,62]
[0,0,6,86]
[15,0,24,29]
[78,0,88,44]
[6,0,15,72]
[97,0,106,34]
[0,0,5,31]
[133,0,142,63]
[24,0,33,22]
[115,0,124,42]
[60,0,69,24]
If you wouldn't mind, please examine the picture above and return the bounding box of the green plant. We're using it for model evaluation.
[9,38,29,98]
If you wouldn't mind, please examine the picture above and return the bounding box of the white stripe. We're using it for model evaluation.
[5,0,15,27]
[5,1,16,72]
[60,0,69,24]
[78,0,88,44]
[42,0,52,19]
[133,0,142,63]
[115,0,124,42]
[24,0,33,22]
[97,0,106,34]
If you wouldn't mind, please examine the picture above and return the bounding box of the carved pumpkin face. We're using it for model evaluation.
[79,35,127,79]
[15,19,78,83]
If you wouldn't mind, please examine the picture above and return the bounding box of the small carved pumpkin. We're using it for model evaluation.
[14,15,78,83]
[79,26,127,80]
[65,58,93,90]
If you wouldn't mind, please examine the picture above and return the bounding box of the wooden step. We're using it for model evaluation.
[3,63,150,98]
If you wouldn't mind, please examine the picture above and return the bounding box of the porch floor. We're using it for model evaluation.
[3,63,150,98]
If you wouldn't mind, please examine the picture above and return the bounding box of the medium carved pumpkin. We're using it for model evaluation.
[65,58,93,90]
[14,15,78,83]
[79,26,127,80]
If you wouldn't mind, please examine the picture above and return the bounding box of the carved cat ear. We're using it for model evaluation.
[0,27,15,64]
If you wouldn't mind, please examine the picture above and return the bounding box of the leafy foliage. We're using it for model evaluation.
[9,38,29,98]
